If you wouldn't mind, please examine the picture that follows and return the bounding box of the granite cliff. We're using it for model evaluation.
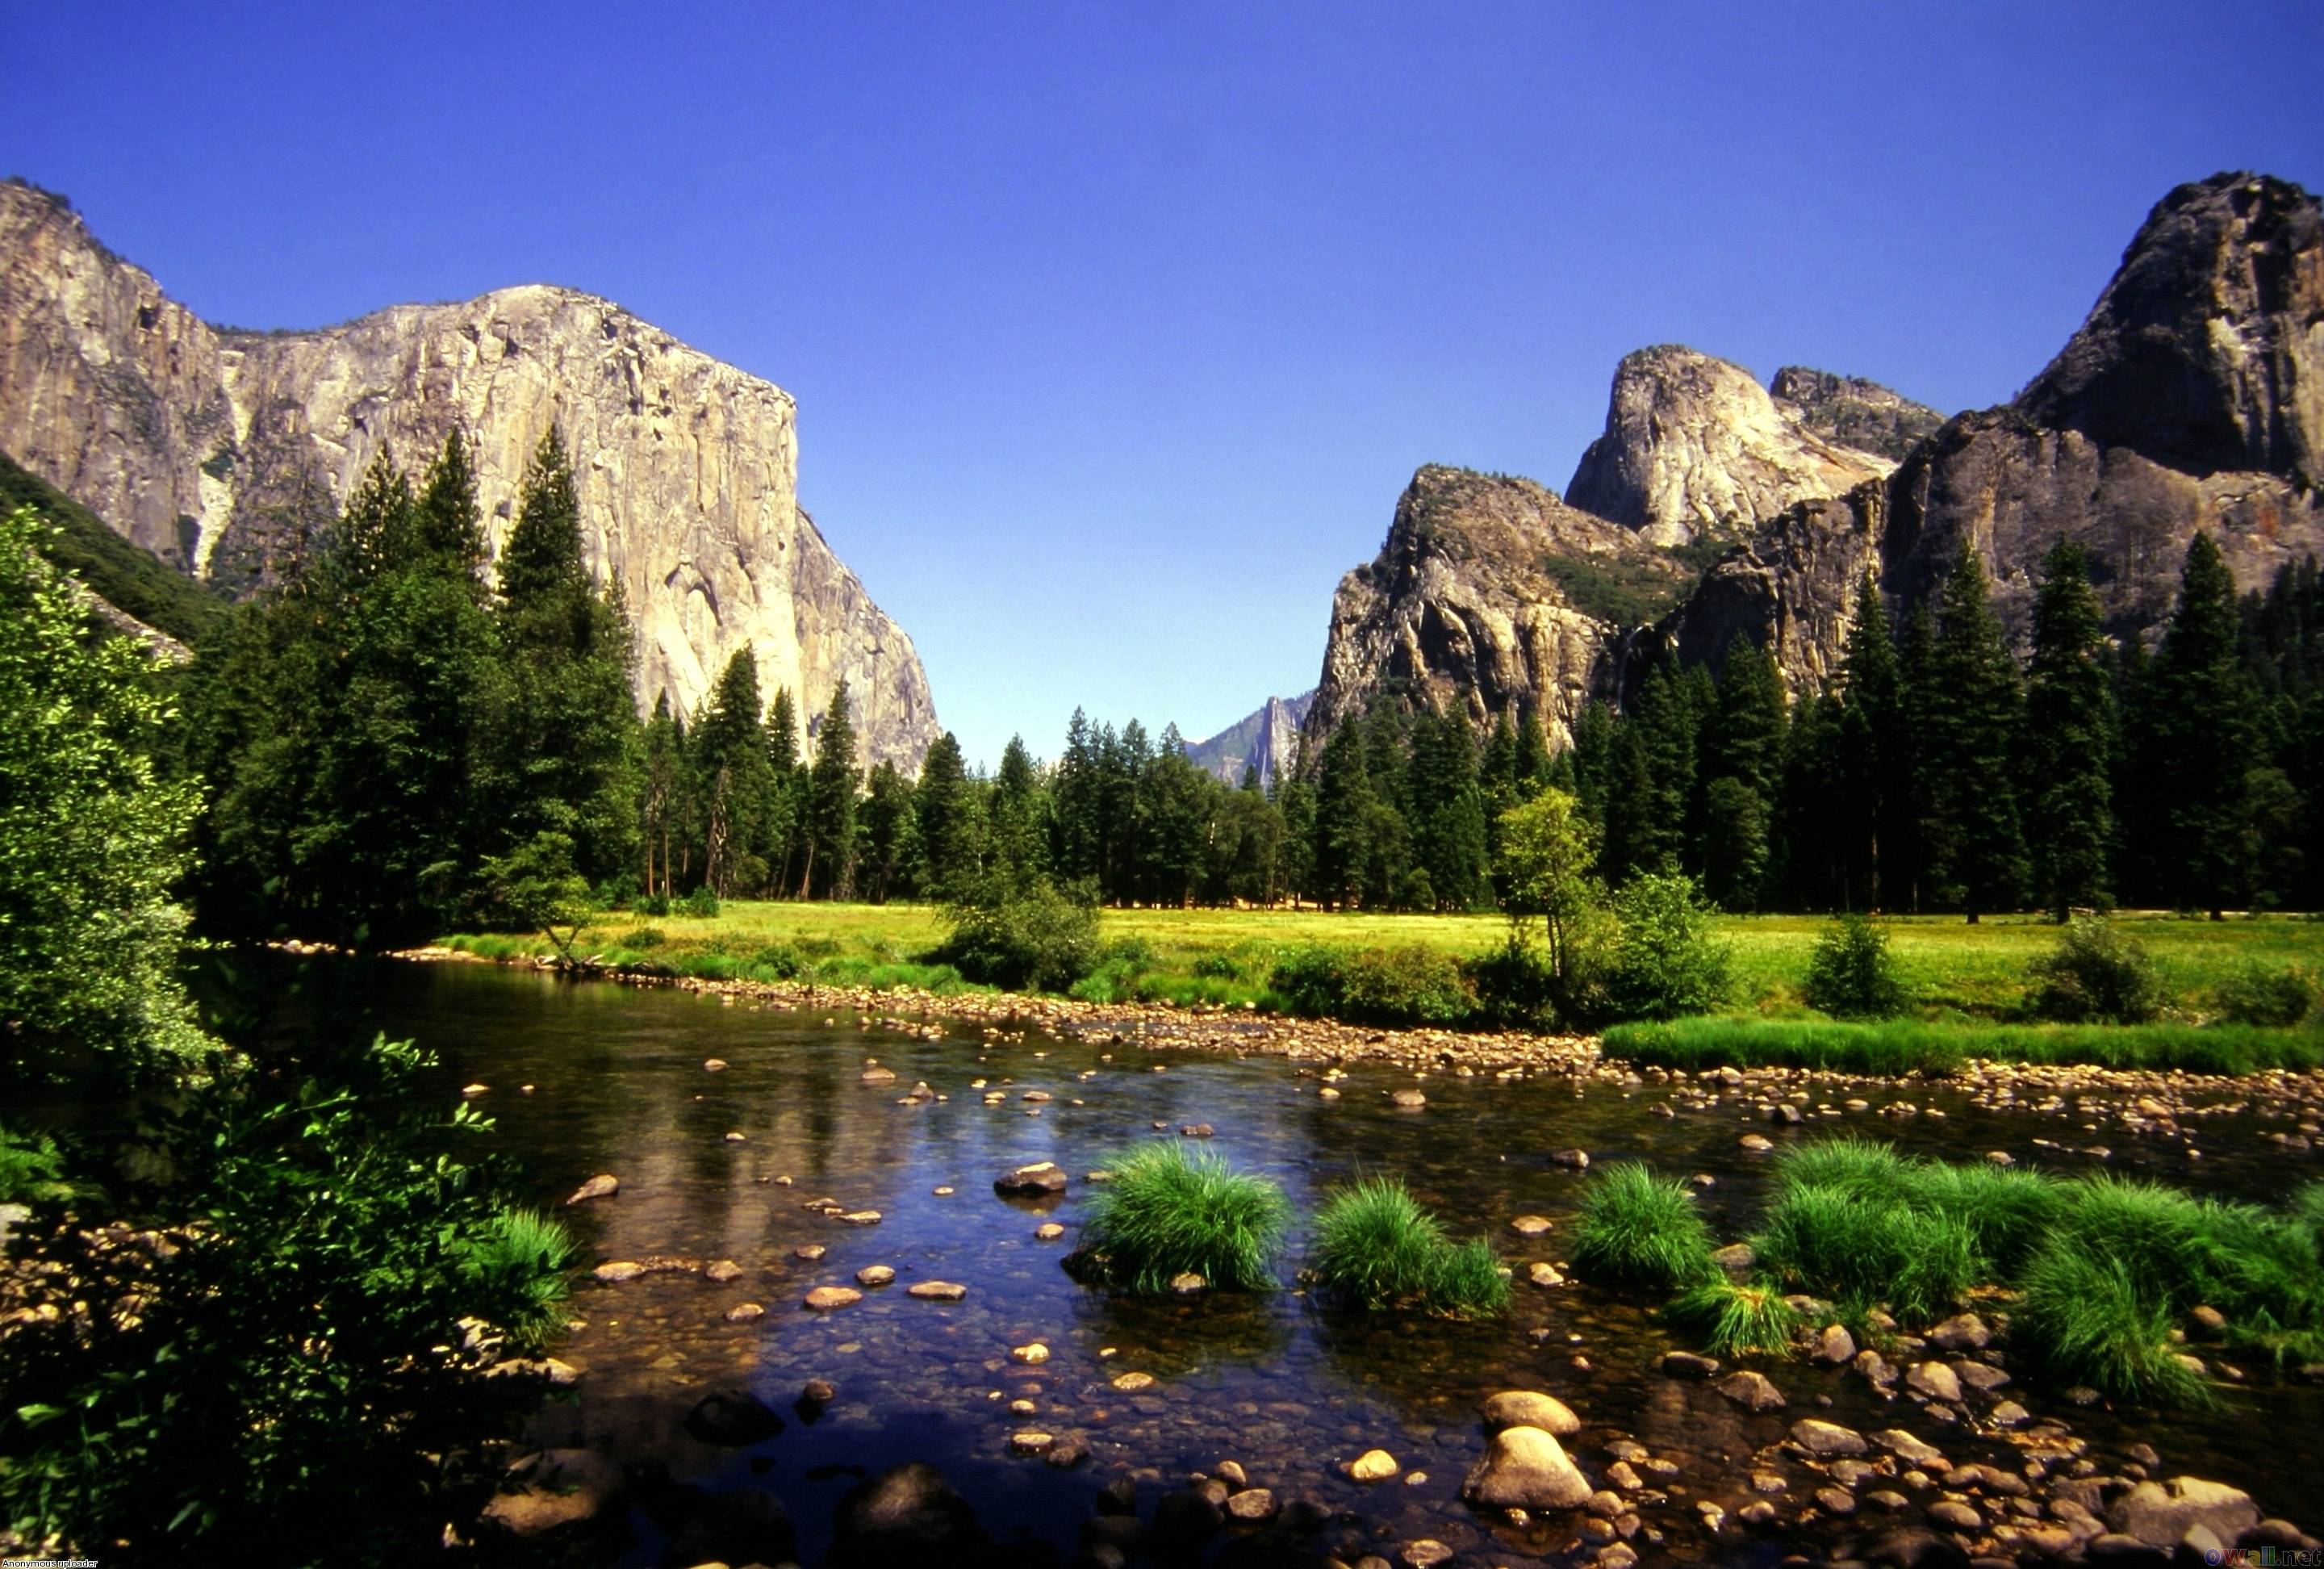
[1311,172,2323,744]
[1184,691,1314,788]
[0,181,938,769]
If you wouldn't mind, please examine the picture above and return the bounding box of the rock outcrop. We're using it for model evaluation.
[1183,690,1313,787]
[0,180,937,768]
[1565,345,1900,547]
[1310,172,2323,739]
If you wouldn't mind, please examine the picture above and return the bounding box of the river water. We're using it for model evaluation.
[288,959,2322,1566]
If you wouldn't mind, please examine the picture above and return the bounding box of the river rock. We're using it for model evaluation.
[1790,1419,1868,1456]
[1348,1449,1399,1482]
[1462,1425,1592,1510]
[1481,1390,1581,1436]
[1813,1322,1858,1364]
[592,1260,647,1283]
[684,1389,786,1446]
[478,1448,627,1539]
[1866,1526,1973,1569]
[995,1161,1068,1196]
[855,1265,895,1287]
[1551,1147,1590,1168]
[1739,1134,1774,1153]
[794,1243,826,1261]
[907,1279,968,1301]
[704,1259,743,1282]
[838,1209,882,1225]
[1009,1429,1054,1454]
[565,1174,619,1204]
[663,1487,796,1569]
[804,1286,863,1312]
[1401,1542,1453,1567]
[1035,1222,1065,1241]
[1926,1499,1983,1532]
[1661,1350,1720,1379]
[1928,1313,1990,1351]
[1716,1370,1787,1412]
[2105,1477,2260,1549]
[1012,1341,1050,1363]
[1510,1214,1553,1236]
[723,1302,765,1323]
[1906,1362,1962,1403]
[1528,1261,1566,1287]
[829,1462,990,1565]
[1390,1089,1427,1108]
[1110,1370,1156,1391]
[1711,1242,1755,1277]
[1225,1487,1277,1521]
[1871,1429,1949,1467]
[1169,1271,1207,1295]
[860,1065,897,1084]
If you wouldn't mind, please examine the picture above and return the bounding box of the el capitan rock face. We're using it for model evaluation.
[1184,690,1314,788]
[1311,173,2323,741]
[0,181,937,769]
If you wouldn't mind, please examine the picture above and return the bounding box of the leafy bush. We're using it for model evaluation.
[1310,1178,1509,1318]
[1267,945,1474,1027]
[1570,1163,1719,1290]
[637,893,671,917]
[1464,932,1564,1029]
[747,941,807,979]
[0,1037,572,1559]
[2211,964,2316,1027]
[612,926,668,950]
[1667,1278,1801,1358]
[936,878,1100,992]
[1802,913,1908,1018]
[1191,952,1243,981]
[2026,917,2160,1023]
[680,885,721,918]
[1604,873,1732,1022]
[1075,1144,1289,1293]
[0,1125,76,1206]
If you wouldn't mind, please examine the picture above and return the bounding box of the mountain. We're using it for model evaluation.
[1310,172,2324,745]
[0,180,938,769]
[1184,690,1314,786]
[0,447,224,648]
[1563,345,1919,547]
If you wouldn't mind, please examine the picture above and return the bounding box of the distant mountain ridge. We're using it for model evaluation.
[1184,690,1314,787]
[1308,171,2323,748]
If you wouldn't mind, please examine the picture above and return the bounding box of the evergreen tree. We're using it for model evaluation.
[2143,533,2262,916]
[1836,575,1912,910]
[858,760,918,903]
[694,647,772,897]
[639,693,684,899]
[1512,704,1553,795]
[1895,600,1939,912]
[913,731,982,898]
[1310,720,1373,908]
[412,427,489,588]
[1918,546,2028,920]
[1568,701,1616,826]
[1051,709,1101,885]
[1696,639,1787,909]
[2022,538,2115,918]
[989,734,1048,889]
[1139,726,1214,906]
[1770,686,1849,909]
[803,681,860,898]
[1406,705,1490,909]
[762,687,804,894]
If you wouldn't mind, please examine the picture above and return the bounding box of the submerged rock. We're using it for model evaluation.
[684,1389,786,1446]
[829,1462,990,1565]
[564,1174,619,1204]
[995,1161,1068,1196]
[477,1448,626,1540]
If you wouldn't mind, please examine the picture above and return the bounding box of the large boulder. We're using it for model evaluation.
[1460,1425,1592,1511]
[829,1462,990,1566]
[2105,1476,2261,1550]
[663,1487,795,1567]
[683,1388,786,1446]
[477,1448,628,1541]
[1480,1390,1580,1436]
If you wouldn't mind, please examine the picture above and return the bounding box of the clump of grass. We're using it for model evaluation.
[1667,1278,1802,1358]
[1077,1144,1289,1294]
[1750,1185,1981,1324]
[459,1207,579,1343]
[1903,1160,2064,1274]
[1310,1178,1509,1318]
[1603,1016,2324,1075]
[1771,1136,1911,1199]
[1570,1163,1719,1290]
[2016,1245,2212,1407]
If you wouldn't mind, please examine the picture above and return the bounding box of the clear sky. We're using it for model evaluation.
[7,2,2319,768]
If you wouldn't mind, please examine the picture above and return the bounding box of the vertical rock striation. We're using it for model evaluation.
[0,180,938,769]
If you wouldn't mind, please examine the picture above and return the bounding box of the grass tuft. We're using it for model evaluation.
[1570,1163,1719,1291]
[1077,1144,1289,1294]
[1310,1177,1509,1318]
[1750,1184,1981,1324]
[1667,1278,1803,1358]
[2017,1245,2213,1407]
[1604,1015,2324,1075]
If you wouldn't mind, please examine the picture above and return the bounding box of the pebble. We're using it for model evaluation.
[1510,1214,1554,1236]
[855,1265,895,1287]
[907,1280,968,1301]
[1349,1449,1399,1482]
[723,1302,765,1323]
[803,1286,862,1312]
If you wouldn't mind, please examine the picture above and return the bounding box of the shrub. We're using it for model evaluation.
[1464,931,1563,1029]
[1667,1278,1801,1358]
[2211,964,2316,1027]
[1076,1143,1289,1293]
[1191,952,1243,981]
[612,926,668,951]
[747,941,807,980]
[1268,945,1474,1027]
[637,893,671,917]
[2026,917,2160,1023]
[1604,874,1732,1021]
[1570,1163,1719,1290]
[1310,1178,1509,1318]
[680,885,721,918]
[0,1124,76,1205]
[936,879,1100,992]
[1801,913,1909,1018]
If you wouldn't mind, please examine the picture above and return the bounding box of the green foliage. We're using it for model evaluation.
[2015,1246,2211,1407]
[2024,539,2116,916]
[1801,912,1909,1018]
[1667,1278,1801,1358]
[1264,944,1473,1027]
[0,1036,571,1560]
[1918,545,2029,918]
[0,450,226,645]
[682,885,721,918]
[2027,917,2163,1023]
[1570,1163,1719,1291]
[1076,1143,1289,1293]
[1536,547,1694,627]
[937,877,1100,992]
[1310,1177,1509,1318]
[0,1126,77,1206]
[1461,931,1564,1028]
[1496,788,1611,1014]
[476,829,593,961]
[1750,1183,1982,1324]
[1605,872,1733,1020]
[0,506,211,1084]
[1605,1015,2324,1074]
[2210,963,2316,1027]
[746,940,806,979]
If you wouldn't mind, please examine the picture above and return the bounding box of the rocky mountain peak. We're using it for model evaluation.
[2015,172,2322,487]
[1564,344,1896,546]
[1770,366,1946,462]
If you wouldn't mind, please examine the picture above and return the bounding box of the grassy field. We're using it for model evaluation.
[442,901,2322,1019]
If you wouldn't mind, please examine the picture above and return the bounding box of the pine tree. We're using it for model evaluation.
[1770,686,1848,909]
[1406,705,1489,909]
[639,693,683,899]
[1896,600,1939,912]
[1568,701,1616,826]
[858,760,918,903]
[412,427,489,589]
[1310,720,1373,908]
[989,734,1048,889]
[1918,546,2028,921]
[1697,639,1787,910]
[2022,538,2115,918]
[913,731,982,898]
[1140,726,1214,906]
[2144,533,2261,916]
[803,681,860,898]
[695,648,772,897]
[762,687,804,894]
[1836,575,1912,910]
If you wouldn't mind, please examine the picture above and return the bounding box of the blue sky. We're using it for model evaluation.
[7,2,2319,768]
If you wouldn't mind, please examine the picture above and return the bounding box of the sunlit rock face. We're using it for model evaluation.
[0,181,936,768]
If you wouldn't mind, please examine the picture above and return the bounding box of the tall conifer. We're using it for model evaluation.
[2023,539,2115,918]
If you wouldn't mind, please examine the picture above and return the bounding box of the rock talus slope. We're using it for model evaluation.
[0,181,937,768]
